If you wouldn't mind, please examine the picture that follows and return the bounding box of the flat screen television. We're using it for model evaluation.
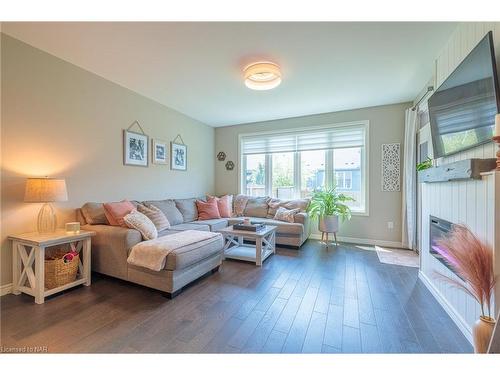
[429,31,500,158]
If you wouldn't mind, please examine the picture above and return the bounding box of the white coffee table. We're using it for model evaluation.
[218,225,277,266]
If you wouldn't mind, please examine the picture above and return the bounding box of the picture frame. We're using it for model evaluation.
[123,129,148,167]
[152,139,168,165]
[170,142,187,171]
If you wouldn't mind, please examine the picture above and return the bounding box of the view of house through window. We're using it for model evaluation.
[241,123,367,213]
[300,150,326,198]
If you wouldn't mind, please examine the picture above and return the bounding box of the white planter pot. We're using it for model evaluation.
[318,215,339,233]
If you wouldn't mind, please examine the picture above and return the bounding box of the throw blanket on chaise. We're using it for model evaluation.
[127,230,221,271]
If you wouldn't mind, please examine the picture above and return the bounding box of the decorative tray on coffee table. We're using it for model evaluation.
[233,222,266,232]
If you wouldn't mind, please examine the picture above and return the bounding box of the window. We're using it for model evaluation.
[300,150,326,198]
[272,153,295,199]
[240,122,368,213]
[335,171,353,189]
[244,154,266,197]
[333,147,364,211]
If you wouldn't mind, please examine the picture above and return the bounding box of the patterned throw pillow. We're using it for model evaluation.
[233,194,250,217]
[273,207,300,223]
[123,210,158,241]
[137,204,170,231]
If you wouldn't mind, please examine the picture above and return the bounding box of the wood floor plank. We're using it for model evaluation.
[323,303,343,349]
[242,297,287,352]
[343,297,360,329]
[342,325,361,353]
[360,322,382,353]
[281,286,319,353]
[261,330,288,353]
[227,310,266,350]
[302,311,327,353]
[273,296,303,334]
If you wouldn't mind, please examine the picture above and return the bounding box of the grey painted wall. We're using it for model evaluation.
[0,34,215,286]
[215,102,410,244]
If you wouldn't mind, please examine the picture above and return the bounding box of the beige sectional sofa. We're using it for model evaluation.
[78,195,310,297]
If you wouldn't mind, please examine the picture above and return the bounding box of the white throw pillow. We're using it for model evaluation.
[123,210,158,240]
[273,207,300,223]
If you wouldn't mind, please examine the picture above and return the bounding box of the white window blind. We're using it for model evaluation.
[241,124,366,155]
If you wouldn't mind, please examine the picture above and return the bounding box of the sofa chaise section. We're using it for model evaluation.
[78,202,223,298]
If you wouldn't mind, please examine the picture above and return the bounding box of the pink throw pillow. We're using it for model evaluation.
[103,200,135,227]
[207,195,233,218]
[196,199,221,220]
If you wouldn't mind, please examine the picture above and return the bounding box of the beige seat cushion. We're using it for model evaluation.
[246,217,304,235]
[191,218,228,231]
[163,233,223,271]
[169,223,210,232]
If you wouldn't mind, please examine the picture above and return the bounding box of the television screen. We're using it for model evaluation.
[429,31,500,158]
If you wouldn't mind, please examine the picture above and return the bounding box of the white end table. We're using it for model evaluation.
[8,230,95,304]
[218,225,277,266]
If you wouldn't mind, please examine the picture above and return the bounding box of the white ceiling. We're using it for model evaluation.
[3,22,457,127]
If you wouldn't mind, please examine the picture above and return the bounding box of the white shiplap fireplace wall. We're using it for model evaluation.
[419,22,500,344]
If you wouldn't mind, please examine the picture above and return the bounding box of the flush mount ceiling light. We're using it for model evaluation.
[243,62,281,90]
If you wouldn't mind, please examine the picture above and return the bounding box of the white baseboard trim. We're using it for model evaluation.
[309,233,404,249]
[0,283,12,296]
[418,271,473,344]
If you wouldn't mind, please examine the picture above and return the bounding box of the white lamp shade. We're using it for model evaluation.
[24,178,68,203]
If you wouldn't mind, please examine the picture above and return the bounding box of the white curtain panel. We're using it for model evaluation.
[402,108,418,249]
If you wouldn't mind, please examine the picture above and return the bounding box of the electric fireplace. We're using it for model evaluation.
[429,215,456,274]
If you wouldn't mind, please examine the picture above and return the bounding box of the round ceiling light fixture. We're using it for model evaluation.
[243,62,281,90]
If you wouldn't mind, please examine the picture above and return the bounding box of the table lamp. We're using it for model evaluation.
[24,177,68,233]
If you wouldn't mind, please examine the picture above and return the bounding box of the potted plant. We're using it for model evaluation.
[416,157,433,171]
[433,224,497,353]
[306,188,354,235]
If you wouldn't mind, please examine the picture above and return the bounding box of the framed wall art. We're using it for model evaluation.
[123,127,149,167]
[171,134,187,171]
[152,139,168,165]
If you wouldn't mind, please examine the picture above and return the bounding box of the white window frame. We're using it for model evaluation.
[335,171,353,190]
[238,120,370,215]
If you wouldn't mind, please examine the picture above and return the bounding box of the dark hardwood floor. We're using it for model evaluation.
[0,240,472,353]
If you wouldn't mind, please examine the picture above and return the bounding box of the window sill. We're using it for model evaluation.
[350,210,369,217]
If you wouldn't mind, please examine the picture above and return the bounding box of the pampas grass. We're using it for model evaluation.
[433,224,496,319]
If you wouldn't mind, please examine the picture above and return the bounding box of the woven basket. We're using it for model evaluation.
[45,249,79,289]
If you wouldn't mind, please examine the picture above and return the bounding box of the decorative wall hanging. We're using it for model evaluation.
[152,139,168,165]
[225,161,235,171]
[124,121,148,167]
[381,143,401,191]
[171,134,187,171]
[217,151,226,161]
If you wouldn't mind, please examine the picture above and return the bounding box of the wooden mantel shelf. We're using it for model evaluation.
[418,158,497,183]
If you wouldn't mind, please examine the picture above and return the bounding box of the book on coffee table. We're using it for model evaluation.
[233,222,266,232]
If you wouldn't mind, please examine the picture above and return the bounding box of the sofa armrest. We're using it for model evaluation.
[82,224,142,279]
[293,212,308,225]
[82,224,142,253]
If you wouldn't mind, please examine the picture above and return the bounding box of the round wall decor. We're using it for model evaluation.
[225,161,235,171]
[217,151,226,161]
